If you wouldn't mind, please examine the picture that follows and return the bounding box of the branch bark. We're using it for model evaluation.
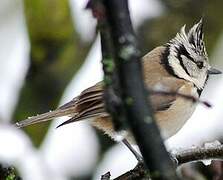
[114,163,149,180]
[173,144,223,166]
[108,143,223,179]
[98,0,178,179]
[86,0,127,130]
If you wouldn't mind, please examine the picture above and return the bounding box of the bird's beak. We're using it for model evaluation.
[208,67,222,75]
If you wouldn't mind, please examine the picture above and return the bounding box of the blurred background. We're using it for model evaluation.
[0,0,223,179]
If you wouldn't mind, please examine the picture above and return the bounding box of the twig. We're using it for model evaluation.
[172,144,223,166]
[0,164,21,180]
[149,90,211,108]
[114,163,149,180]
[101,172,111,180]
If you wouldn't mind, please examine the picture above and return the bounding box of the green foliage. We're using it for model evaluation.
[0,165,20,180]
[13,0,90,146]
[103,58,115,73]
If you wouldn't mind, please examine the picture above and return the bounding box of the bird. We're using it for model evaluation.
[15,19,221,145]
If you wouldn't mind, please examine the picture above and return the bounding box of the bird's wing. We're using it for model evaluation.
[148,77,186,111]
[58,77,187,127]
[57,82,107,127]
[142,46,188,111]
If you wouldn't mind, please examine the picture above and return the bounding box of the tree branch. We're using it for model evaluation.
[101,172,111,180]
[172,144,223,166]
[114,163,149,180]
[100,0,178,179]
[149,90,211,108]
[86,0,127,131]
[107,143,223,179]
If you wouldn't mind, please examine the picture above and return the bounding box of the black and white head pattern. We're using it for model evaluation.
[166,19,210,90]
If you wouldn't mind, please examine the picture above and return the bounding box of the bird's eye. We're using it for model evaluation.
[196,61,203,69]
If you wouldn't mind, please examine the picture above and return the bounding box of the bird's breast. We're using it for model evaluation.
[155,84,198,140]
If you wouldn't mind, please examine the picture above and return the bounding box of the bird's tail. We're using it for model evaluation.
[15,106,77,128]
[15,82,104,128]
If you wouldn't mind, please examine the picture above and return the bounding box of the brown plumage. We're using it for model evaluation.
[16,20,221,142]
[16,46,197,141]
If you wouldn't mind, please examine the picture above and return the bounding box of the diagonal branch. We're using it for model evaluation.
[100,0,178,179]
[105,143,223,179]
[149,90,211,108]
[172,144,223,166]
